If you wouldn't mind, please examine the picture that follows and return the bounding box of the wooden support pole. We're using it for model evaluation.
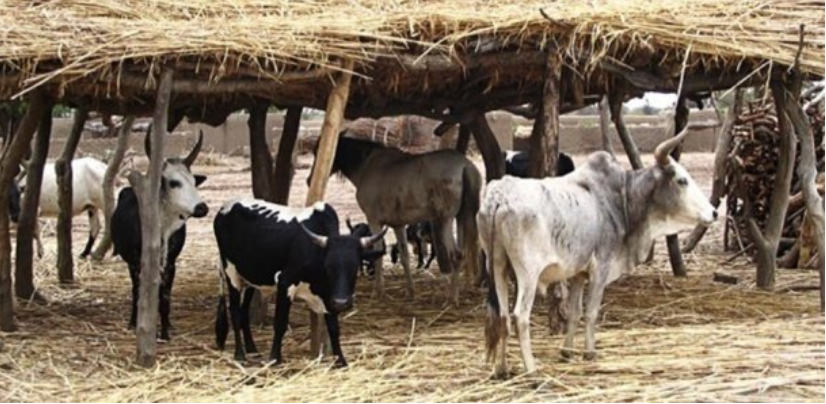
[528,51,562,178]
[55,108,88,283]
[608,88,644,170]
[784,89,826,310]
[130,68,174,367]
[598,96,615,156]
[469,114,504,182]
[683,91,741,253]
[747,82,797,290]
[272,107,302,205]
[248,102,274,201]
[666,97,689,277]
[305,59,355,358]
[15,101,53,300]
[92,116,135,260]
[0,90,48,331]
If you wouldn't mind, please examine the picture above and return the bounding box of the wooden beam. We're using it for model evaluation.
[129,68,174,367]
[305,59,355,358]
[598,96,615,156]
[608,86,644,170]
[600,59,756,93]
[455,124,471,153]
[15,101,53,300]
[0,90,48,331]
[92,116,134,260]
[468,113,504,181]
[528,52,561,177]
[54,108,88,284]
[272,107,302,205]
[666,97,689,277]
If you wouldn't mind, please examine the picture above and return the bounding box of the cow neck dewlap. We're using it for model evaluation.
[622,169,660,264]
[160,197,186,241]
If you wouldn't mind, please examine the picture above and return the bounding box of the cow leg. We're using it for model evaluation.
[424,244,436,270]
[239,288,259,356]
[583,269,607,361]
[487,243,511,379]
[128,263,140,329]
[34,219,44,258]
[270,287,292,364]
[413,235,425,269]
[80,208,100,258]
[227,286,247,361]
[432,219,461,304]
[367,219,385,300]
[561,275,585,361]
[158,264,175,342]
[324,313,347,367]
[512,272,538,374]
[393,226,414,298]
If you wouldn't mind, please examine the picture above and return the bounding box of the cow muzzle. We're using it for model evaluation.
[192,203,209,218]
[332,298,353,313]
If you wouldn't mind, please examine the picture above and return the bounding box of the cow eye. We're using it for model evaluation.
[169,179,182,189]
[677,178,688,186]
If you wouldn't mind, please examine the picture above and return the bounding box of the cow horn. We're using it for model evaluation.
[300,223,328,248]
[16,162,28,183]
[183,130,204,167]
[345,217,354,232]
[360,226,388,249]
[653,122,718,167]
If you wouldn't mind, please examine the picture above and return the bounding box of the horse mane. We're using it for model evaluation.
[331,135,386,177]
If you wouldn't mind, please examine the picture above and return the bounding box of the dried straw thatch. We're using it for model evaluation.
[0,0,823,115]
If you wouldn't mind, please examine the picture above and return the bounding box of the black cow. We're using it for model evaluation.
[390,222,435,270]
[111,132,208,341]
[504,150,575,178]
[345,218,385,277]
[214,199,386,367]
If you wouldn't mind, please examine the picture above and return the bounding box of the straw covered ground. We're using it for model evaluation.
[0,153,823,402]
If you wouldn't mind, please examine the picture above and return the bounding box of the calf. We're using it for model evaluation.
[390,222,435,270]
[214,200,385,366]
[16,157,107,257]
[480,124,717,377]
[111,132,207,341]
[345,218,384,277]
[503,150,575,178]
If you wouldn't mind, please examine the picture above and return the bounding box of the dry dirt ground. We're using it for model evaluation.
[0,152,822,402]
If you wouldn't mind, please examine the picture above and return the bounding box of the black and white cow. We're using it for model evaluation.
[214,199,386,366]
[111,132,207,341]
[345,218,384,277]
[480,124,717,377]
[503,150,575,178]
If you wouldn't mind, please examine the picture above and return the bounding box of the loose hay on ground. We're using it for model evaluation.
[0,156,822,402]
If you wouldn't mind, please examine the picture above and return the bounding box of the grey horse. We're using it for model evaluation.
[310,136,482,303]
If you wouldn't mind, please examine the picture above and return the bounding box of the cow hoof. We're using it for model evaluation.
[560,348,577,362]
[583,351,597,361]
[234,354,247,363]
[491,369,510,380]
[127,322,136,330]
[157,333,170,343]
[333,359,348,369]
[246,350,262,358]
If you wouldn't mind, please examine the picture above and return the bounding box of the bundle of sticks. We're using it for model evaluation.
[725,89,825,268]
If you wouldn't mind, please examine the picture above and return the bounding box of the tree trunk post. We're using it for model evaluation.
[598,96,615,156]
[528,51,561,178]
[783,87,826,310]
[91,116,134,260]
[665,97,689,277]
[15,101,53,300]
[306,60,355,358]
[608,88,644,170]
[469,114,504,182]
[272,107,302,205]
[248,102,274,201]
[683,90,741,253]
[131,68,174,367]
[54,108,88,283]
[0,91,48,331]
[748,82,797,290]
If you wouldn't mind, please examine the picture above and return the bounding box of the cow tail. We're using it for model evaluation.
[484,202,506,363]
[458,163,483,280]
[215,256,229,351]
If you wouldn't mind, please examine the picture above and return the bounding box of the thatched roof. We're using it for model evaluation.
[1,0,823,121]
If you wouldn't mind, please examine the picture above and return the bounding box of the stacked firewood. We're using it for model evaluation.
[725,90,825,267]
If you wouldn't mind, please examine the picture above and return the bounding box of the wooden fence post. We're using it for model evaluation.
[272,107,302,205]
[665,97,689,277]
[55,108,88,283]
[92,116,135,260]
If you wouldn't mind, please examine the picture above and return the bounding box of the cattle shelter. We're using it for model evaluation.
[0,0,824,401]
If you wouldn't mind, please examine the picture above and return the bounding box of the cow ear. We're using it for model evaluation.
[361,248,385,262]
[194,174,207,187]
